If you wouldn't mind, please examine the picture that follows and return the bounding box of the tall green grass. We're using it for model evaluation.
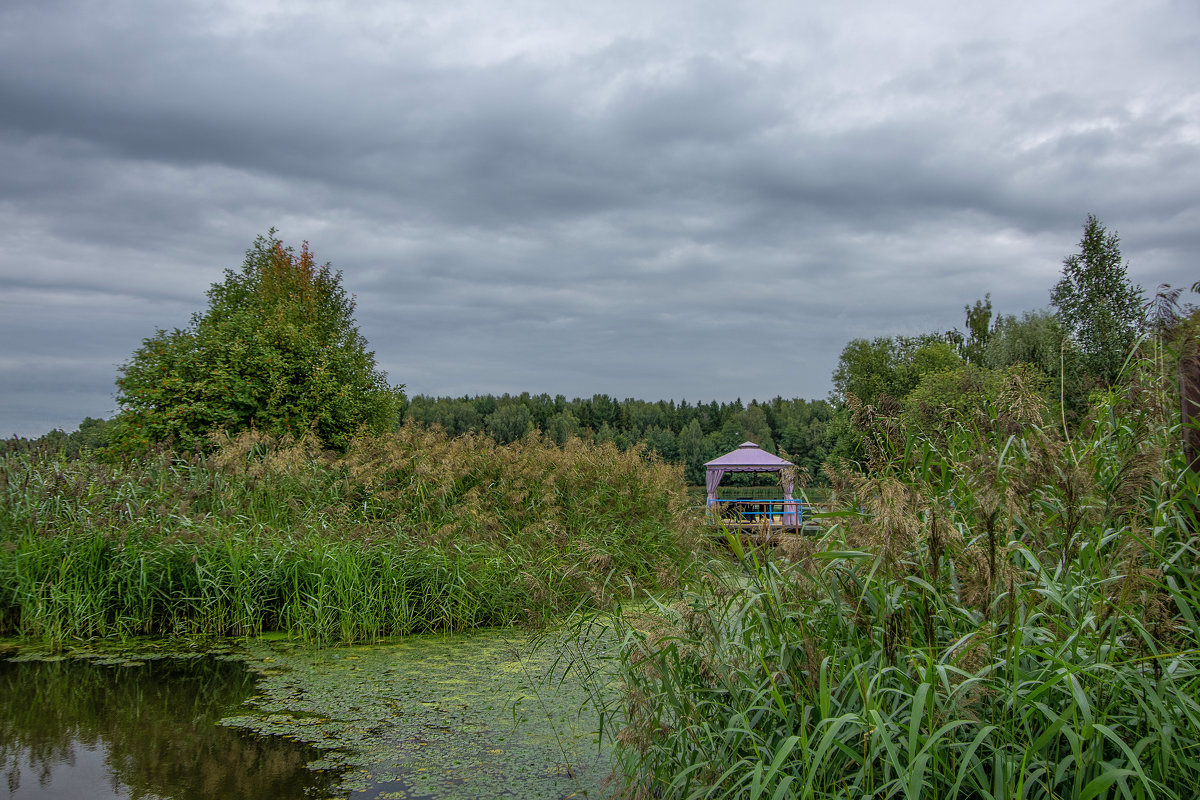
[609,361,1200,798]
[0,426,701,644]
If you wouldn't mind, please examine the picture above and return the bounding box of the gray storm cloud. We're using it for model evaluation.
[1,0,1197,435]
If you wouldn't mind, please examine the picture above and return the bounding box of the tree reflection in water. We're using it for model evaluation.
[0,654,343,799]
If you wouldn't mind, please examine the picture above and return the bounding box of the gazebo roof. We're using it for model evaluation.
[704,441,794,471]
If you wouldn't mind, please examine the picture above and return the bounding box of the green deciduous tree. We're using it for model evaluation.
[485,403,533,444]
[643,425,678,461]
[734,405,775,453]
[832,337,901,404]
[961,294,993,364]
[405,396,483,437]
[115,232,403,453]
[985,311,1067,376]
[985,310,1091,422]
[1050,215,1145,386]
[833,334,961,405]
[545,410,581,445]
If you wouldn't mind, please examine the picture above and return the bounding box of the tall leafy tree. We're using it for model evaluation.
[735,405,775,452]
[643,425,678,461]
[985,310,1093,421]
[485,403,533,444]
[833,334,960,405]
[1050,215,1144,386]
[546,410,581,445]
[961,294,993,364]
[832,337,900,404]
[116,231,403,453]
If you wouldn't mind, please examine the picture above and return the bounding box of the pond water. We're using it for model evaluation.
[0,652,339,799]
[0,630,614,800]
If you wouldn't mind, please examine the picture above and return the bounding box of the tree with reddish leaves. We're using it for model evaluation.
[115,231,403,454]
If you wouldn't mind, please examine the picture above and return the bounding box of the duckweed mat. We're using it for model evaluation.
[2,627,615,800]
[224,628,615,799]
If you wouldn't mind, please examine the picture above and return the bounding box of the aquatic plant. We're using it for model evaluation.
[2,625,617,800]
[608,358,1200,798]
[224,628,614,798]
[0,426,700,644]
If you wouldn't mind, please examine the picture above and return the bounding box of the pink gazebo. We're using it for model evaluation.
[705,442,799,526]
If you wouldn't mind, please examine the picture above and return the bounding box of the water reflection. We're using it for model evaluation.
[0,654,343,800]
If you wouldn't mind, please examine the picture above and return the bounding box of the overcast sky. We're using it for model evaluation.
[2,0,1197,436]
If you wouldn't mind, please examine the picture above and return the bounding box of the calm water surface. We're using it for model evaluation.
[0,631,612,800]
[0,654,341,799]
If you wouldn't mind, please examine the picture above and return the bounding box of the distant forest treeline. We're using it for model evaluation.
[401,393,836,484]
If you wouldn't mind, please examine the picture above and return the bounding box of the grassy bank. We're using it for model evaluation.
[610,362,1200,798]
[0,426,701,644]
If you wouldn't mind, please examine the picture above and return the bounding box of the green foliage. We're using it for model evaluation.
[832,336,900,403]
[985,310,1068,374]
[833,333,961,407]
[961,293,993,364]
[405,396,483,436]
[735,405,775,452]
[546,410,582,445]
[831,334,964,459]
[643,425,678,461]
[485,403,533,444]
[902,362,1004,430]
[1051,215,1145,386]
[607,359,1199,798]
[114,232,403,454]
[986,310,1093,423]
[1,417,121,461]
[677,418,708,484]
[0,426,700,644]
[833,217,1150,458]
[896,337,962,391]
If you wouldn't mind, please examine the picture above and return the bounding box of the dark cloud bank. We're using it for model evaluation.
[2,0,1197,436]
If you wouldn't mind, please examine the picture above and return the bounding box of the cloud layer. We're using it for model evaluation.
[2,0,1198,435]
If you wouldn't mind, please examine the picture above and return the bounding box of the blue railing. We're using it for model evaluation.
[706,498,806,526]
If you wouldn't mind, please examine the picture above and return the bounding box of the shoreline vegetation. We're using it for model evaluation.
[605,356,1200,798]
[0,426,699,644]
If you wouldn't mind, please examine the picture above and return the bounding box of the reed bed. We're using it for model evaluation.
[0,426,700,644]
[610,362,1200,798]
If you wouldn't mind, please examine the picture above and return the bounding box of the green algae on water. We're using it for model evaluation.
[4,627,616,799]
[221,627,616,799]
